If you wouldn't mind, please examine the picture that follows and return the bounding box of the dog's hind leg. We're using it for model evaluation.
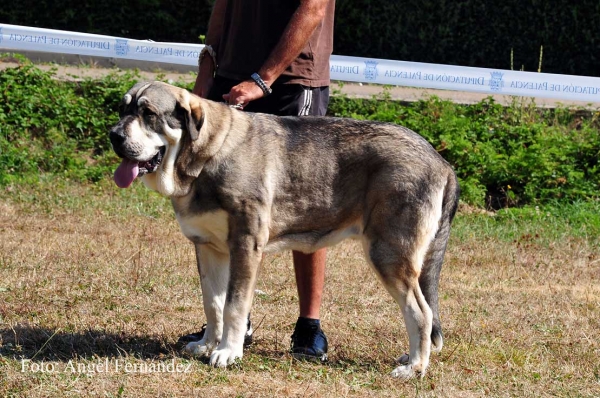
[363,187,448,378]
[365,238,434,379]
[185,244,230,357]
[396,241,445,367]
[419,225,449,354]
[396,174,460,367]
[420,173,459,354]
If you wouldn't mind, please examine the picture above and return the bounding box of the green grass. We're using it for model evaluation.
[1,175,172,220]
[455,200,600,244]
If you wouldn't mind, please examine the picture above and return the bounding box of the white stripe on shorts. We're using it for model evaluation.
[298,88,313,116]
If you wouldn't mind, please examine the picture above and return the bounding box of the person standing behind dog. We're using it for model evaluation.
[186,0,335,361]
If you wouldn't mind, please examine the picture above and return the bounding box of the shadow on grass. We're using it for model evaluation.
[247,345,386,373]
[1,326,388,372]
[0,325,181,361]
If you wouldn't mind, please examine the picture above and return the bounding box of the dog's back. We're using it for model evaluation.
[239,114,458,245]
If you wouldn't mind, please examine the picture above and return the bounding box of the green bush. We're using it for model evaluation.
[329,92,600,207]
[1,63,598,208]
[0,63,140,184]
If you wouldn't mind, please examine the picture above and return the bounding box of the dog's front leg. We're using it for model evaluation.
[209,222,265,368]
[185,243,230,357]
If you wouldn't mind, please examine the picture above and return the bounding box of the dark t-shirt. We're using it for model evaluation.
[215,0,335,87]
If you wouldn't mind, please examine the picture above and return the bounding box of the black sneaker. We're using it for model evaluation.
[290,317,328,362]
[177,318,253,347]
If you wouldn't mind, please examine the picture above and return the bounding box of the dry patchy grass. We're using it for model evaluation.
[1,181,599,397]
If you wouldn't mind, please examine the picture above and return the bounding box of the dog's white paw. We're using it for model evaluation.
[390,364,418,380]
[209,346,243,367]
[184,340,214,357]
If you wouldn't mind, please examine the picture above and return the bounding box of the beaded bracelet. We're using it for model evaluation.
[250,73,272,96]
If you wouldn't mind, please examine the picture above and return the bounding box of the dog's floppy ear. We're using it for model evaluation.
[178,91,204,141]
[187,100,204,141]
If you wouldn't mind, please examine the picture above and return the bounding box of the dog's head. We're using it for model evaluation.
[109,81,204,196]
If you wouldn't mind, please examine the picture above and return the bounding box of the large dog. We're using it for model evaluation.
[109,81,459,379]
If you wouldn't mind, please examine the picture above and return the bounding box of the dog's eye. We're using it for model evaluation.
[143,108,157,118]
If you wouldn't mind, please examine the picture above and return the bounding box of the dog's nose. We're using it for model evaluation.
[109,128,127,149]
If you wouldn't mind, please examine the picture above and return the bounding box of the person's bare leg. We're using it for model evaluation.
[291,248,328,360]
[293,248,327,318]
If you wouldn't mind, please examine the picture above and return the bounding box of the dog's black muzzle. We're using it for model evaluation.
[109,125,129,158]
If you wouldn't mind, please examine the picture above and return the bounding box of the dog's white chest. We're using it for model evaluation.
[176,210,230,253]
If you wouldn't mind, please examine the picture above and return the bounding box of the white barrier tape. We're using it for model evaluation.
[330,56,600,103]
[2,23,600,103]
[0,24,202,66]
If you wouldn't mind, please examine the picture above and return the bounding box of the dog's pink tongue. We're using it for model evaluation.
[114,159,139,188]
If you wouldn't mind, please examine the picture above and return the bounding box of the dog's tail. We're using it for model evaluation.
[420,169,460,352]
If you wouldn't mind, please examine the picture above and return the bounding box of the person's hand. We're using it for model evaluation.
[192,56,216,98]
[222,80,265,109]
